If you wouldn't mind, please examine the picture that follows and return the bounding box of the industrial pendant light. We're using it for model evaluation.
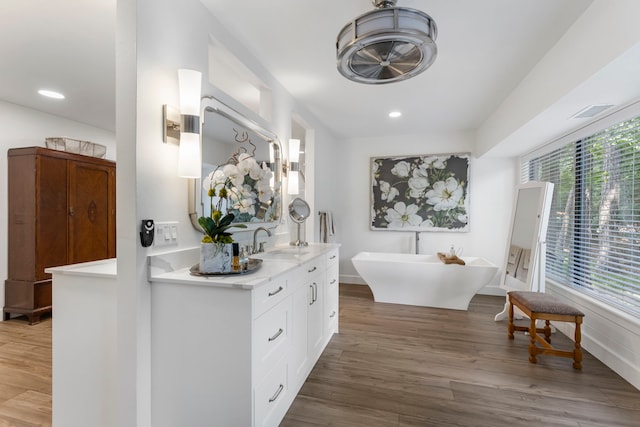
[336,0,438,84]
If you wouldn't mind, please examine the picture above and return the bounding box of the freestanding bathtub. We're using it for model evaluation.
[351,252,498,310]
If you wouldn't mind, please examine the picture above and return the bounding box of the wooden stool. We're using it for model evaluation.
[508,291,585,369]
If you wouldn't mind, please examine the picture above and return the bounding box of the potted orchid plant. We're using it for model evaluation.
[198,152,276,273]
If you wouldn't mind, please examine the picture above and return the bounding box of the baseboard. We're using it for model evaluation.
[339,274,366,285]
[548,284,640,391]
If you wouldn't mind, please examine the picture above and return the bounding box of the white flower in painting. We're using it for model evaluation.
[422,156,447,169]
[379,180,399,202]
[420,218,434,228]
[408,167,429,198]
[384,202,423,228]
[426,177,464,211]
[391,161,411,178]
[457,214,468,224]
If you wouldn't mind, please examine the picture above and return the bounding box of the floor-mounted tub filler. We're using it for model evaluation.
[351,252,498,310]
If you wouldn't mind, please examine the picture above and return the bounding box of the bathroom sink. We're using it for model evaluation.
[254,247,311,260]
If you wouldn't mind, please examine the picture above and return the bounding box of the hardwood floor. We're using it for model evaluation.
[0,285,638,427]
[280,284,640,427]
[0,314,51,427]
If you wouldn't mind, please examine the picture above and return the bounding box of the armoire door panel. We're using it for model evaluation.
[68,162,113,264]
[35,155,70,280]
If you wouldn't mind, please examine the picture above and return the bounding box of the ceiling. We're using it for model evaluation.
[6,0,635,151]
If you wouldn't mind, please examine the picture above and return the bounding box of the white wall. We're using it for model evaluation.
[334,130,517,295]
[0,100,115,312]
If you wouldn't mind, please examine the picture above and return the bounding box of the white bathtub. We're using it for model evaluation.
[351,252,498,310]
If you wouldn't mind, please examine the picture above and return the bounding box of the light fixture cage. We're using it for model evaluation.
[336,1,438,84]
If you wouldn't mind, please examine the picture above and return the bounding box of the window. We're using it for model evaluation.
[521,115,640,317]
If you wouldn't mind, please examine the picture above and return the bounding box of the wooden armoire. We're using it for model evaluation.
[4,147,116,324]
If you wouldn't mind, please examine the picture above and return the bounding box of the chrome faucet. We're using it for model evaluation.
[253,227,272,253]
[415,231,420,254]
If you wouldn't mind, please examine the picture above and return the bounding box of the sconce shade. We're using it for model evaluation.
[178,69,201,116]
[177,132,201,178]
[289,139,300,163]
[288,139,301,195]
[288,171,299,195]
[177,68,202,178]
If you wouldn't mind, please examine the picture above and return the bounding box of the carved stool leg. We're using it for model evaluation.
[528,316,537,364]
[544,320,552,344]
[508,300,515,339]
[573,317,583,370]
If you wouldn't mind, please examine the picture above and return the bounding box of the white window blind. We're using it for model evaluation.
[521,115,640,317]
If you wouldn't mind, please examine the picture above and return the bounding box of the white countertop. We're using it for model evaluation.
[46,258,117,278]
[148,243,339,290]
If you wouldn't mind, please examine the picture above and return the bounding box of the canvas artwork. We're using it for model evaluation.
[371,153,470,232]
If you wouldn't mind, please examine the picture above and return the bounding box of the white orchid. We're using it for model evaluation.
[426,177,464,211]
[384,202,423,228]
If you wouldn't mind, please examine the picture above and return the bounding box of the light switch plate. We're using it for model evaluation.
[154,221,179,247]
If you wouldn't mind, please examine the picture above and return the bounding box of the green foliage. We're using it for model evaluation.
[198,212,247,244]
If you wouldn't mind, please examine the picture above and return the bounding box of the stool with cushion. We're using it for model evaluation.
[508,291,585,369]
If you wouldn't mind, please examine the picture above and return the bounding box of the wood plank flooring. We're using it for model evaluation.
[0,314,51,427]
[280,284,640,427]
[0,285,638,426]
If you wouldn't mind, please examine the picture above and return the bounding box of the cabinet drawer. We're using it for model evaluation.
[326,271,339,334]
[326,248,339,269]
[254,360,288,427]
[253,276,288,319]
[300,258,324,283]
[254,298,290,379]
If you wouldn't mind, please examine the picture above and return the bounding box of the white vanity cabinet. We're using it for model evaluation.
[149,244,339,427]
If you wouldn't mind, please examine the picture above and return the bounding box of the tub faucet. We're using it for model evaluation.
[252,227,272,253]
[415,231,420,254]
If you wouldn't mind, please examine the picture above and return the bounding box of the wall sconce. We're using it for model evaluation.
[287,139,300,195]
[163,69,202,178]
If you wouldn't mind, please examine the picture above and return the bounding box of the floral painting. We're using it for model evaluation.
[371,153,470,232]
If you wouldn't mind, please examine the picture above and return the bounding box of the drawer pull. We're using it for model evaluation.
[268,286,284,297]
[330,255,336,260]
[330,279,337,285]
[309,283,318,305]
[307,266,317,273]
[269,384,284,403]
[330,310,337,318]
[268,328,284,342]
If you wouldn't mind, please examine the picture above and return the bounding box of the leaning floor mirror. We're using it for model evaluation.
[188,96,283,232]
[494,181,554,321]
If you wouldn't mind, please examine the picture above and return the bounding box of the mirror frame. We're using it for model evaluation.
[499,181,554,293]
[188,96,283,232]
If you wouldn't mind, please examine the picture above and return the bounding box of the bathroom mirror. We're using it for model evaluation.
[495,181,554,320]
[188,96,283,231]
[289,197,310,246]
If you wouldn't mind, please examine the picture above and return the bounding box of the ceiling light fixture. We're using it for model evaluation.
[336,0,438,84]
[38,89,65,99]
[389,111,402,118]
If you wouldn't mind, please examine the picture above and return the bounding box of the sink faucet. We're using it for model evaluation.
[253,227,272,253]
[415,231,420,254]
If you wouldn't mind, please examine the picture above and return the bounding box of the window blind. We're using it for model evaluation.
[521,115,640,317]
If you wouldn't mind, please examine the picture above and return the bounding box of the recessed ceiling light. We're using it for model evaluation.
[389,111,402,118]
[38,89,65,99]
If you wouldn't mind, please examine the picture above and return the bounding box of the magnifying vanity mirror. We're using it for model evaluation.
[495,181,554,321]
[188,96,283,232]
[289,197,310,246]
